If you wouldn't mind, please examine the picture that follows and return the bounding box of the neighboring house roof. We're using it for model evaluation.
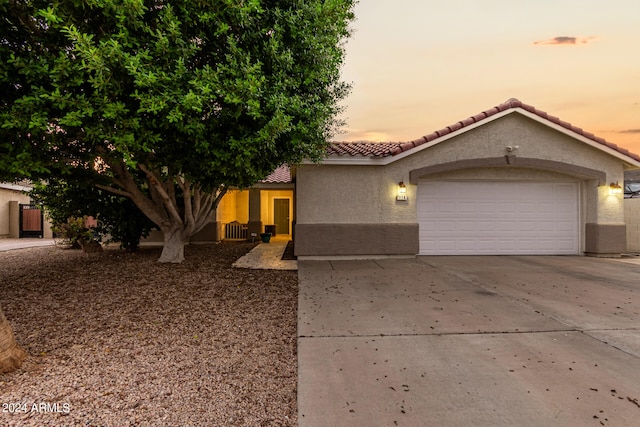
[0,181,32,192]
[327,98,640,165]
[261,164,291,184]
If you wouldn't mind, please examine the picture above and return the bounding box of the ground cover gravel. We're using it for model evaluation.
[0,242,297,426]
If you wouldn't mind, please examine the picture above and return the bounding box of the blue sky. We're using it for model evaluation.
[338,0,640,153]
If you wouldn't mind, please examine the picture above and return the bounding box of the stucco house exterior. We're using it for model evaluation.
[0,182,53,239]
[143,165,295,244]
[212,165,295,241]
[624,170,640,252]
[294,99,640,259]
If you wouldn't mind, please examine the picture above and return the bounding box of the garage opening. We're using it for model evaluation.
[418,181,579,255]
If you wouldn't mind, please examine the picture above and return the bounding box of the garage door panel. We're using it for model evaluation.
[458,202,477,214]
[458,221,479,232]
[518,221,539,231]
[418,181,579,255]
[557,222,576,232]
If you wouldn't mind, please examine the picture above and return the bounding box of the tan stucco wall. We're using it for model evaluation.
[296,113,632,256]
[297,164,410,224]
[0,188,53,238]
[1,188,32,237]
[625,198,640,252]
[401,115,624,224]
[297,114,627,226]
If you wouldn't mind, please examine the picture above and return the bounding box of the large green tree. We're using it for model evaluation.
[1,0,355,262]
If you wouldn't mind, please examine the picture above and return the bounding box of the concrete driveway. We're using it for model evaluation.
[298,256,640,426]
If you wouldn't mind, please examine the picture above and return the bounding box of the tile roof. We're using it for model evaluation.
[328,141,402,157]
[261,164,291,183]
[329,98,640,162]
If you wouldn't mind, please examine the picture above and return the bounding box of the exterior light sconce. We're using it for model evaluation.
[609,182,623,196]
[396,181,408,201]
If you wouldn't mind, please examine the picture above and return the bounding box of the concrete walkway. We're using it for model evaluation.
[298,256,640,426]
[232,237,297,270]
[0,238,55,252]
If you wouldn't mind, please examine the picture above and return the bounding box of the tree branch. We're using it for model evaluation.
[138,163,183,225]
[100,158,169,229]
[213,186,228,209]
[193,186,227,234]
[182,178,195,234]
[95,184,132,198]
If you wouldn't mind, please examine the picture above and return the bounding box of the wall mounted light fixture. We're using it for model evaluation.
[396,181,408,201]
[609,182,623,196]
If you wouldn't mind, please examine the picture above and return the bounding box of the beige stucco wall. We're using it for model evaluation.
[0,187,53,238]
[296,113,633,257]
[625,198,640,252]
[297,114,628,226]
[297,164,412,224]
[0,187,32,237]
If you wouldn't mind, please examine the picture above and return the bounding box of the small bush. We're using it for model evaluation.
[53,216,98,249]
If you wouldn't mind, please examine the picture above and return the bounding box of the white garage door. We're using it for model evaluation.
[418,181,579,255]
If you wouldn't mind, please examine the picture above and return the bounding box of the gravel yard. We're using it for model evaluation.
[0,242,298,426]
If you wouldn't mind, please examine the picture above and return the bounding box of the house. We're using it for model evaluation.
[211,165,295,241]
[143,165,296,243]
[0,182,53,239]
[293,98,640,259]
[624,170,640,252]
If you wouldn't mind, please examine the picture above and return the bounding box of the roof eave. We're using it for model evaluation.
[514,109,640,169]
[302,155,390,165]
[0,182,32,192]
[318,107,640,168]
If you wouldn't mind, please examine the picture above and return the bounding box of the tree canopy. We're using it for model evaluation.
[1,0,355,261]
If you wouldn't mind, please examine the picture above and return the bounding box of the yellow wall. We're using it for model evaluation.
[260,190,293,228]
[216,189,250,224]
[215,188,293,236]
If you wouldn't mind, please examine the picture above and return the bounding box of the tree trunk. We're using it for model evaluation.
[0,306,26,373]
[158,227,187,263]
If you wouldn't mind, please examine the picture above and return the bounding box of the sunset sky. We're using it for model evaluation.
[338,0,640,154]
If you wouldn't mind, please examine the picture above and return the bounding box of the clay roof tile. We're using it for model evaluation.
[328,98,640,163]
[261,165,291,183]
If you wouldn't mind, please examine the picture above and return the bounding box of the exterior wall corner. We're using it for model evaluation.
[585,223,627,257]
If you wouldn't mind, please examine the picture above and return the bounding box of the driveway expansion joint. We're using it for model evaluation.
[298,329,580,339]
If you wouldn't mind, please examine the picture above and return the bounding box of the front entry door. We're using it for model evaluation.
[274,199,290,235]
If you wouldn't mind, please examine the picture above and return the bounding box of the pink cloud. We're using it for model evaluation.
[534,36,597,46]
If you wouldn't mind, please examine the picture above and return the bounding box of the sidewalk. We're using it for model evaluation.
[233,237,297,270]
[0,238,55,252]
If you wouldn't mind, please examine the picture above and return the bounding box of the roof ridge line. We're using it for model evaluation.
[392,98,640,162]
